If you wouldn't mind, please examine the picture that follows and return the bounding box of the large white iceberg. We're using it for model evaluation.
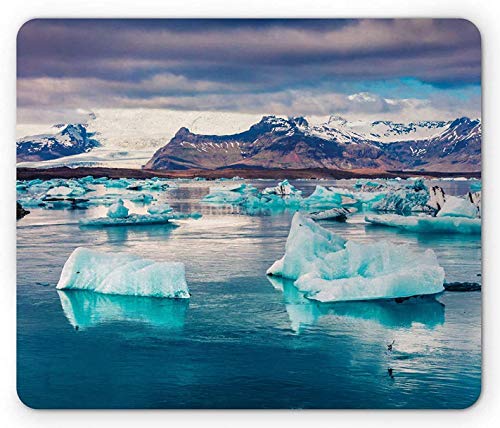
[365,213,481,235]
[267,213,445,302]
[57,247,190,298]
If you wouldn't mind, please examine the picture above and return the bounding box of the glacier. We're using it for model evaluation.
[267,213,445,303]
[57,247,190,298]
[365,214,481,235]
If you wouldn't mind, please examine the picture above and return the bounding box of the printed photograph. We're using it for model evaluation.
[16,19,481,409]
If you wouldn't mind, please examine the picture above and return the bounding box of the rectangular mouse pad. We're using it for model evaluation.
[16,18,481,409]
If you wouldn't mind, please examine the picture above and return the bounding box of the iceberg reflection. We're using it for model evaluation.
[57,289,189,330]
[267,276,445,333]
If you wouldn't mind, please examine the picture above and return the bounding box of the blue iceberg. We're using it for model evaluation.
[267,213,445,302]
[57,247,190,298]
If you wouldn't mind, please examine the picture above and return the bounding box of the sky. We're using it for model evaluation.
[17,19,481,125]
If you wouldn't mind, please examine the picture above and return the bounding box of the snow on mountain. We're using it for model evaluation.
[17,109,265,168]
[145,115,481,172]
[16,109,480,171]
[16,124,100,162]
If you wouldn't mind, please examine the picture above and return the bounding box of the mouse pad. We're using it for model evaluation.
[16,19,481,409]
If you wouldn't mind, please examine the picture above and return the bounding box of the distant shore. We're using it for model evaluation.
[16,166,481,181]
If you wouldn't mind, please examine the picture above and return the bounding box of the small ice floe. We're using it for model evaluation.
[57,247,190,298]
[103,178,132,188]
[80,199,200,227]
[107,199,129,218]
[147,203,173,215]
[309,207,350,222]
[267,213,445,303]
[79,212,199,227]
[365,214,481,235]
[262,179,302,197]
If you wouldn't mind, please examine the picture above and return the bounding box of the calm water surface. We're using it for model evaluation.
[17,179,481,408]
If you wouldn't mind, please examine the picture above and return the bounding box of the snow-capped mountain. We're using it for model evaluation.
[16,109,481,172]
[16,124,100,162]
[146,115,481,172]
[16,109,264,168]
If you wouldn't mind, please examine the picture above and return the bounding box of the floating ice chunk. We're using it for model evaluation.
[267,213,347,280]
[148,203,173,215]
[262,179,301,196]
[327,187,385,206]
[267,213,445,302]
[304,185,343,208]
[107,199,129,218]
[436,196,478,219]
[309,207,350,221]
[129,193,155,204]
[57,247,189,298]
[46,186,73,197]
[80,211,200,227]
[371,179,430,214]
[365,214,481,235]
[202,190,246,205]
[104,178,131,188]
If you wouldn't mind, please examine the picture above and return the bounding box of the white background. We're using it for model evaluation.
[1,0,498,426]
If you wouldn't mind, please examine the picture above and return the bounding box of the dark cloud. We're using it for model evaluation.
[16,19,481,121]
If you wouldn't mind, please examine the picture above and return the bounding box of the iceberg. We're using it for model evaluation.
[104,178,131,188]
[436,195,478,219]
[79,212,198,227]
[309,207,350,221]
[147,203,173,215]
[371,179,431,214]
[262,179,301,196]
[303,185,344,208]
[365,214,481,235]
[57,247,190,298]
[267,213,445,302]
[107,199,129,218]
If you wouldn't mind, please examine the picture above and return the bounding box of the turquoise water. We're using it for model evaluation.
[16,179,481,408]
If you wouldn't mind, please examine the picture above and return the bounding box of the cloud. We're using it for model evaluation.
[16,19,481,123]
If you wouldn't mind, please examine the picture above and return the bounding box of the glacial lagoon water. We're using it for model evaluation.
[17,179,481,409]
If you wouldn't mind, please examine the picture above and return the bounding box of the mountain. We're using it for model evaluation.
[16,124,100,162]
[16,110,481,172]
[145,115,481,172]
[16,109,263,168]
